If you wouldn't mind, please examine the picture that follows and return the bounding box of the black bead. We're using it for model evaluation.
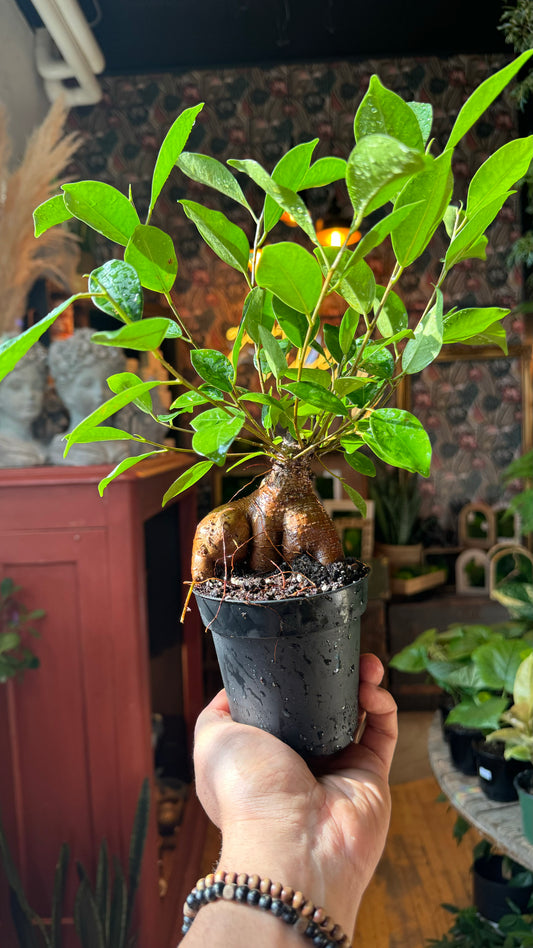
[270,899,284,916]
[304,921,319,939]
[258,894,272,910]
[325,942,338,948]
[312,934,329,948]
[192,887,206,904]
[181,919,192,935]
[204,885,218,902]
[281,905,298,925]
[247,889,261,905]
[213,881,225,897]
[235,884,249,901]
[186,893,200,910]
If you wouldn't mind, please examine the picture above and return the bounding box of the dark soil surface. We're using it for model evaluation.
[195,553,369,603]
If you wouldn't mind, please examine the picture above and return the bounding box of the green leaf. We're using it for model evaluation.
[241,286,275,345]
[150,103,204,213]
[89,260,143,322]
[365,408,432,476]
[94,840,109,942]
[354,75,424,151]
[474,638,531,694]
[339,308,360,355]
[392,152,453,267]
[258,325,288,379]
[346,380,384,408]
[461,322,508,354]
[402,289,443,374]
[442,306,509,345]
[74,878,106,948]
[446,694,509,731]
[514,653,533,708]
[346,134,427,218]
[98,451,164,495]
[283,381,348,416]
[349,202,423,265]
[0,632,20,653]
[0,298,76,383]
[323,323,343,362]
[284,367,332,387]
[67,425,135,444]
[177,151,253,213]
[191,409,245,464]
[62,181,140,246]
[161,461,213,506]
[467,137,533,218]
[343,484,367,516]
[169,390,210,412]
[190,348,235,392]
[256,242,323,315]
[375,286,408,336]
[408,102,433,144]
[264,139,318,234]
[33,193,73,237]
[92,317,173,351]
[300,156,347,188]
[352,339,395,378]
[124,224,177,293]
[227,158,317,241]
[337,258,376,314]
[344,450,376,477]
[272,297,308,347]
[445,193,513,269]
[66,381,163,452]
[106,372,154,413]
[179,199,250,274]
[446,50,533,150]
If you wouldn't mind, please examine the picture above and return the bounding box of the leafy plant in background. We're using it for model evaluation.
[1,54,533,586]
[487,652,533,760]
[369,466,421,545]
[0,778,149,948]
[426,902,533,947]
[491,450,533,623]
[0,577,44,683]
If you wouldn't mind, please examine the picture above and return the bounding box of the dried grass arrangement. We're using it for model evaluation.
[0,98,80,335]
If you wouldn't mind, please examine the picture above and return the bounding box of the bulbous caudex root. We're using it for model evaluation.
[191,456,344,582]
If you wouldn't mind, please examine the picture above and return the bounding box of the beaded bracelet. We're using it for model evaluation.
[181,871,350,947]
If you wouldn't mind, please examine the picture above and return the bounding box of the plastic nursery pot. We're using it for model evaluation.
[475,740,532,803]
[439,694,455,738]
[194,575,368,757]
[472,855,533,923]
[444,723,484,776]
[514,770,533,845]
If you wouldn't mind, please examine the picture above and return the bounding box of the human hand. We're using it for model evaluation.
[193,653,397,938]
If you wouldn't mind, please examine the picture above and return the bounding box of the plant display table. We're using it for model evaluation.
[428,713,533,870]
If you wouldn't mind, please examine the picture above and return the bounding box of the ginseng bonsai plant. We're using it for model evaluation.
[2,51,533,755]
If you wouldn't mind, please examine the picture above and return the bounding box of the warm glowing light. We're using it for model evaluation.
[248,248,263,270]
[316,222,361,248]
[280,210,298,227]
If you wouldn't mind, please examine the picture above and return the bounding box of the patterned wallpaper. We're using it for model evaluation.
[66,54,528,533]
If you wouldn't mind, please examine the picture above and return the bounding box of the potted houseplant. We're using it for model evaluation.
[370,466,424,568]
[2,52,533,755]
[472,840,533,924]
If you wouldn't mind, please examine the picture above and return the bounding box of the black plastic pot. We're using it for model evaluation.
[444,723,484,776]
[475,740,532,802]
[438,694,455,739]
[194,575,368,756]
[473,855,533,922]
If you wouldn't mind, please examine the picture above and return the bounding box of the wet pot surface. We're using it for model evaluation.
[194,576,367,757]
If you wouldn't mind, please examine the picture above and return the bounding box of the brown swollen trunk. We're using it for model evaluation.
[191,456,343,582]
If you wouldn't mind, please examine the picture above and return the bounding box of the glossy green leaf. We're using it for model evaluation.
[176,151,253,213]
[349,202,423,265]
[446,50,533,150]
[67,425,135,444]
[179,199,250,274]
[408,102,433,144]
[354,75,424,151]
[402,290,443,374]
[445,193,512,269]
[467,137,533,218]
[474,638,531,694]
[242,286,274,345]
[365,408,432,476]
[343,484,367,516]
[190,348,235,392]
[346,134,427,218]
[283,381,348,416]
[442,306,509,344]
[323,323,343,362]
[191,409,245,464]
[337,258,376,314]
[300,156,347,188]
[162,460,214,506]
[339,308,360,354]
[88,260,143,322]
[98,451,165,496]
[264,139,318,233]
[346,380,384,408]
[258,325,288,379]
[284,367,331,387]
[344,450,376,477]
[0,297,77,383]
[62,181,140,246]
[33,193,72,237]
[335,379,369,397]
[461,322,508,354]
[256,242,323,315]
[392,152,453,266]
[227,158,317,241]
[124,224,177,292]
[150,103,204,212]
[375,287,408,337]
[514,653,533,709]
[106,371,154,413]
[92,317,173,351]
[65,381,163,452]
[169,390,211,412]
[272,297,307,347]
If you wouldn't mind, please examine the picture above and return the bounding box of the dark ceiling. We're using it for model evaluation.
[16,0,510,76]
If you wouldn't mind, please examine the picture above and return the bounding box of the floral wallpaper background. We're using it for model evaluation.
[67,54,529,536]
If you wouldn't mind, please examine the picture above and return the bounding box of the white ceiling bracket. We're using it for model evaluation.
[31,0,105,106]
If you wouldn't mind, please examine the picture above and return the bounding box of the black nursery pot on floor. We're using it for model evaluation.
[194,575,368,757]
[473,855,533,923]
[475,740,532,802]
[444,723,484,776]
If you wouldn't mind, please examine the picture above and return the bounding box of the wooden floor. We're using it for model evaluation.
[198,713,477,948]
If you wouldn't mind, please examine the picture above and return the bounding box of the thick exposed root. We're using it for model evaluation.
[191,456,343,582]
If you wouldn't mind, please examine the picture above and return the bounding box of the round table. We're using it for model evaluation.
[428,713,533,870]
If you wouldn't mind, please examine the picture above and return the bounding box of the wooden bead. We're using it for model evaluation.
[214,870,226,884]
[237,873,248,886]
[292,890,305,910]
[320,916,335,934]
[313,907,327,925]
[270,881,282,898]
[260,877,271,894]
[225,871,237,884]
[183,904,197,918]
[222,884,236,900]
[205,873,215,887]
[330,924,344,941]
[196,878,206,891]
[247,874,260,890]
[301,900,315,917]
[281,886,294,903]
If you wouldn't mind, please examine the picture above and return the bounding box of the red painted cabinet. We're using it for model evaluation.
[0,458,203,947]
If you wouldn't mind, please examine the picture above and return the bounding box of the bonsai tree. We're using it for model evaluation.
[1,51,532,588]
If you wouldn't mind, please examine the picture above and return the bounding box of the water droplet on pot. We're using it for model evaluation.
[283,709,290,718]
